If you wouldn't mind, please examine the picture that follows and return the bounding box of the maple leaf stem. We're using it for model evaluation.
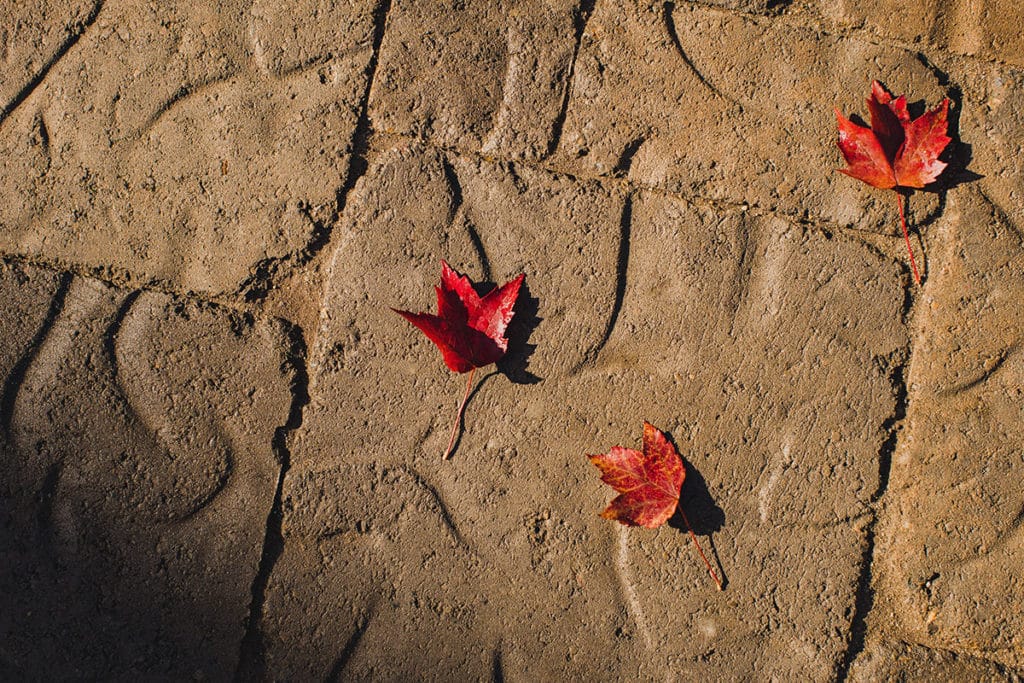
[895,191,922,285]
[678,509,723,591]
[443,367,477,460]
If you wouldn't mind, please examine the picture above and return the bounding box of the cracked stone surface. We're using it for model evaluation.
[552,2,949,234]
[369,0,583,160]
[2,0,1024,679]
[815,0,1024,69]
[261,147,907,679]
[872,188,1024,669]
[850,639,1020,682]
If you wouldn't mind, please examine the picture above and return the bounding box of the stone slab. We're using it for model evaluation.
[816,0,1024,68]
[0,268,292,678]
[851,639,1020,682]
[2,0,1024,678]
[553,2,948,235]
[874,188,1024,669]
[0,0,375,296]
[369,0,582,160]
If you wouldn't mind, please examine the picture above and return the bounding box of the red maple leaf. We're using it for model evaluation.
[394,260,524,458]
[835,81,953,284]
[589,422,722,589]
[589,421,684,528]
[393,260,524,373]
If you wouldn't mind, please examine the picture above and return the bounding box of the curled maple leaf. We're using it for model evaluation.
[589,422,722,590]
[393,260,525,458]
[835,80,952,284]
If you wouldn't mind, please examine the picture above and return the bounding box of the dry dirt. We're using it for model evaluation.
[2,0,1023,680]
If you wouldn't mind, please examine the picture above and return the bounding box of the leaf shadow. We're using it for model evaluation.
[662,435,728,588]
[496,280,542,385]
[446,281,541,459]
[870,71,981,283]
[910,54,982,187]
[909,114,979,280]
[894,63,982,224]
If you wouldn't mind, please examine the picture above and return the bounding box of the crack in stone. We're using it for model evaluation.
[573,191,632,373]
[545,0,596,158]
[0,251,246,311]
[835,317,915,681]
[372,132,923,267]
[0,271,71,440]
[234,320,310,680]
[237,0,394,303]
[679,1,1024,72]
[325,609,374,683]
[663,1,733,103]
[0,252,292,325]
[5,117,918,321]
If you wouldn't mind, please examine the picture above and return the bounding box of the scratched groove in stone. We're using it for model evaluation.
[0,0,101,120]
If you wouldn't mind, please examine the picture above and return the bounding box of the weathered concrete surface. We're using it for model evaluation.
[552,2,948,236]
[256,143,908,679]
[850,639,1020,682]
[369,0,584,161]
[263,144,630,679]
[2,0,1024,679]
[817,0,1024,69]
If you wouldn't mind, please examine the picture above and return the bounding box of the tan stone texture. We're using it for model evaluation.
[2,0,1024,679]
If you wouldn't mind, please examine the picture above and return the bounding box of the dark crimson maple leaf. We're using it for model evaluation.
[393,260,524,373]
[589,422,723,589]
[835,81,953,284]
[393,260,525,459]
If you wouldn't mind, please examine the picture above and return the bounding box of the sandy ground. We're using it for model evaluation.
[2,0,1024,680]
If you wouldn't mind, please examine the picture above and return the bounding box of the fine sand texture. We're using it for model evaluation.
[2,1,1024,680]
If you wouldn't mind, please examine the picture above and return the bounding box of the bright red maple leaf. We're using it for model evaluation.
[835,81,953,284]
[393,260,525,458]
[393,260,524,373]
[589,422,722,589]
